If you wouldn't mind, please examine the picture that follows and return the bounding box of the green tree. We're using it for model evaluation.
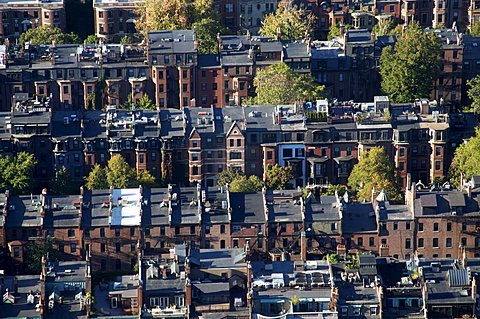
[265,164,295,190]
[105,154,137,188]
[466,75,480,113]
[136,170,158,188]
[216,168,245,187]
[327,23,354,40]
[19,26,81,45]
[135,0,223,54]
[85,164,109,190]
[380,22,442,103]
[24,236,61,274]
[49,166,79,195]
[347,147,401,201]
[0,152,37,195]
[372,18,396,36]
[259,2,315,40]
[120,35,132,44]
[323,184,346,196]
[135,94,155,109]
[84,35,97,44]
[230,175,264,192]
[247,62,325,105]
[450,128,480,186]
[471,22,480,36]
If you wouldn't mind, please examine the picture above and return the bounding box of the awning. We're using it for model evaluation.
[21,20,32,24]
[308,157,328,163]
[126,18,136,23]
[333,155,354,163]
[260,299,285,303]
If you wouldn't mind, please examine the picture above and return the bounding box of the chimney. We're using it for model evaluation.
[466,185,472,198]
[300,231,307,260]
[379,244,389,257]
[185,277,192,307]
[246,29,251,41]
[4,190,9,216]
[371,187,376,204]
[194,40,199,50]
[85,253,93,316]
[217,33,222,53]
[276,27,281,41]
[462,247,468,268]
[339,24,345,40]
[371,32,376,41]
[51,55,56,65]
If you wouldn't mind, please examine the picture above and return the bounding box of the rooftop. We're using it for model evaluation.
[111,188,142,226]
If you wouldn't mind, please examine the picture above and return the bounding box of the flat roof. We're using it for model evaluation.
[111,188,142,226]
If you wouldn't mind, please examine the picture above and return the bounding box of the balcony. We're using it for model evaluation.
[143,306,188,318]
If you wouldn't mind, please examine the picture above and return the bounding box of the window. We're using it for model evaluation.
[225,3,234,12]
[446,238,452,247]
[230,152,242,159]
[462,237,467,246]
[116,242,121,252]
[462,222,467,231]
[369,237,374,246]
[220,225,225,234]
[418,238,424,248]
[71,244,76,253]
[433,238,439,248]
[434,223,439,231]
[418,223,424,231]
[331,223,336,231]
[393,222,398,230]
[175,227,180,235]
[100,228,105,237]
[145,227,150,236]
[115,228,120,237]
[357,237,363,246]
[68,229,75,237]
[405,238,411,249]
[406,222,411,230]
[131,242,136,252]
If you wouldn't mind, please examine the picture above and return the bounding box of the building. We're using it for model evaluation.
[92,0,138,41]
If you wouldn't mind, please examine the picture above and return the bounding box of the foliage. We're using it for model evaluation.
[85,164,109,190]
[120,35,132,44]
[450,128,480,185]
[327,23,354,40]
[105,154,138,189]
[323,184,346,196]
[247,62,325,105]
[372,18,396,36]
[265,164,294,190]
[0,152,37,195]
[259,2,315,40]
[85,78,107,110]
[229,175,264,192]
[19,26,81,45]
[306,112,327,122]
[121,93,133,109]
[216,168,245,187]
[135,0,223,54]
[291,295,300,306]
[84,35,97,44]
[467,75,480,114]
[137,170,159,188]
[471,22,480,36]
[380,21,442,103]
[49,166,79,195]
[328,254,339,264]
[347,147,402,201]
[24,236,61,274]
[135,94,155,110]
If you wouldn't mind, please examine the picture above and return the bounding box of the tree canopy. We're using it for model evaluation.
[466,75,480,113]
[259,2,315,40]
[229,175,264,192]
[265,164,295,190]
[380,22,442,103]
[216,168,245,187]
[450,127,480,185]
[85,156,158,189]
[246,62,325,105]
[49,167,79,195]
[19,26,82,45]
[24,236,61,274]
[0,153,37,195]
[135,0,223,54]
[347,147,401,201]
[371,18,398,37]
[470,22,480,36]
[327,23,354,40]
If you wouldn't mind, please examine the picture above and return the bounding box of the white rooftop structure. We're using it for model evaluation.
[110,188,142,226]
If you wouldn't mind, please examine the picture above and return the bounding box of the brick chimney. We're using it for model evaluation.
[185,277,192,308]
[276,27,281,41]
[379,243,389,257]
[300,231,307,260]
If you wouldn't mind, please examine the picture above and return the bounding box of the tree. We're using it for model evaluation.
[135,94,155,109]
[19,26,81,45]
[471,22,480,36]
[229,175,264,192]
[136,170,158,188]
[85,164,108,190]
[105,154,137,189]
[24,236,61,274]
[466,75,480,113]
[265,164,294,190]
[259,2,315,40]
[0,152,37,195]
[216,168,245,187]
[327,22,354,40]
[84,35,97,44]
[50,167,79,195]
[135,0,223,54]
[347,147,401,201]
[120,35,132,44]
[380,22,442,103]
[450,128,480,186]
[372,18,396,37]
[247,62,325,105]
